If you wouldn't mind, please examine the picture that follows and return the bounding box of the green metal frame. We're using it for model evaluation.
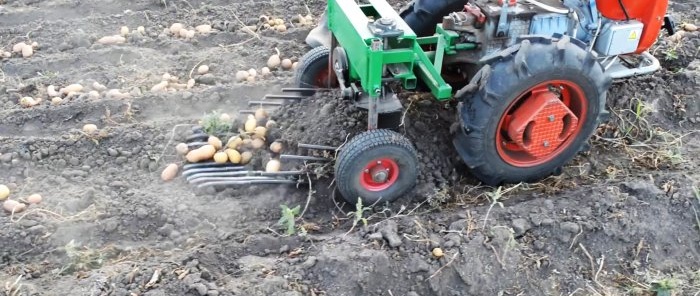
[327,0,475,102]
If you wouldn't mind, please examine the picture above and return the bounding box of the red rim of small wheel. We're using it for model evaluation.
[312,66,338,88]
[496,80,588,167]
[359,158,400,192]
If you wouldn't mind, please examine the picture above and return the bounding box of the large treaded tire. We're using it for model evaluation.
[335,130,419,205]
[453,36,612,185]
[295,46,335,88]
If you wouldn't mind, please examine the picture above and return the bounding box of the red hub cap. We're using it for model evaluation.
[496,80,588,167]
[360,158,399,191]
[313,67,338,88]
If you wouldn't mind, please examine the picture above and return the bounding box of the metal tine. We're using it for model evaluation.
[187,170,303,182]
[263,94,308,100]
[187,141,208,148]
[183,162,245,170]
[281,87,320,95]
[248,100,284,106]
[197,179,299,188]
[191,176,288,183]
[280,154,331,162]
[182,166,249,177]
[298,143,338,151]
[186,133,208,142]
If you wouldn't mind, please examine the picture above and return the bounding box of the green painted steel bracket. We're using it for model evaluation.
[326,0,475,101]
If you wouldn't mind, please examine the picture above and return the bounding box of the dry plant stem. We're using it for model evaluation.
[188,59,207,79]
[569,227,584,249]
[156,124,195,166]
[299,172,314,219]
[233,13,260,40]
[427,252,459,280]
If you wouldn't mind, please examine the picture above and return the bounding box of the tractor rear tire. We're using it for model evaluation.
[453,36,611,185]
[335,129,419,205]
[295,46,336,89]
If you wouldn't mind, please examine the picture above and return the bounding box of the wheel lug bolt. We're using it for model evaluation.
[377,161,382,165]
[364,169,370,173]
[548,115,555,122]
[543,141,550,147]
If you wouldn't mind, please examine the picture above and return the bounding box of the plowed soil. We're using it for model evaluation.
[1,1,699,296]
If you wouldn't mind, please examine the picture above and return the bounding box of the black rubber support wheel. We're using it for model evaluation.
[295,46,336,88]
[335,129,419,205]
[453,36,612,185]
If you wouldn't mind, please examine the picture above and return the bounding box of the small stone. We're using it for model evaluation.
[191,283,208,296]
[107,148,119,157]
[197,74,216,85]
[512,218,531,236]
[379,220,402,247]
[560,222,580,234]
[301,256,317,269]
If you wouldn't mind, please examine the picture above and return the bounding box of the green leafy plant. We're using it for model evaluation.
[651,277,678,296]
[200,111,232,136]
[278,205,301,236]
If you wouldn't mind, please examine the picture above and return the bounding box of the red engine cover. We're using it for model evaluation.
[596,0,669,53]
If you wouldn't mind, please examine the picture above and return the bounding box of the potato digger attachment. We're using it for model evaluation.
[182,0,672,205]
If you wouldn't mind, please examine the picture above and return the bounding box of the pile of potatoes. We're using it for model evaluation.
[1,41,39,59]
[1,184,43,214]
[151,72,197,93]
[162,108,285,181]
[165,23,212,39]
[235,49,297,83]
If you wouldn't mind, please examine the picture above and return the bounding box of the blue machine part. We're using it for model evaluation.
[529,13,571,36]
[563,0,600,43]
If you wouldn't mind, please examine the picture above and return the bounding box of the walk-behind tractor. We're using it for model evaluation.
[182,0,673,205]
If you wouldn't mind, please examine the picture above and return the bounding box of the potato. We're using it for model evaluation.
[265,120,277,129]
[0,185,9,201]
[235,70,249,82]
[185,30,196,39]
[161,163,179,181]
[246,76,255,83]
[162,73,172,81]
[31,41,39,49]
[281,59,293,70]
[225,149,241,164]
[3,200,25,213]
[92,81,107,91]
[20,97,38,107]
[253,126,267,139]
[120,26,130,36]
[240,151,253,164]
[276,24,287,32]
[187,78,195,89]
[175,143,189,155]
[267,53,281,69]
[197,65,209,75]
[21,46,33,58]
[432,247,444,258]
[61,83,84,94]
[227,136,243,149]
[255,108,268,120]
[88,90,100,100]
[682,23,698,32]
[242,138,253,149]
[219,113,231,122]
[82,124,98,133]
[27,194,42,204]
[244,115,257,132]
[251,138,265,149]
[195,24,212,34]
[265,159,281,172]
[269,141,283,153]
[151,81,168,92]
[273,18,284,26]
[12,42,26,53]
[170,23,184,35]
[186,144,216,162]
[292,62,298,70]
[51,97,63,105]
[65,91,79,100]
[1,51,10,58]
[248,68,257,77]
[178,28,189,38]
[208,136,223,150]
[259,15,269,23]
[213,151,228,163]
[106,89,130,100]
[47,85,60,97]
[97,35,126,45]
[137,26,146,34]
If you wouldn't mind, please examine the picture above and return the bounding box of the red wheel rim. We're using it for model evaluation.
[312,66,338,88]
[496,80,588,167]
[359,158,400,192]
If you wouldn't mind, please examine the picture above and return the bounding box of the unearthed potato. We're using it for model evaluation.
[195,24,212,34]
[235,70,249,82]
[213,151,228,163]
[82,124,98,133]
[240,151,253,164]
[261,67,271,76]
[0,185,9,201]
[276,24,287,32]
[253,126,267,139]
[51,97,63,105]
[178,28,189,38]
[219,113,231,122]
[161,163,179,181]
[97,35,126,45]
[269,141,283,153]
[265,120,277,129]
[3,200,25,213]
[27,194,42,204]
[208,136,223,150]
[120,26,130,36]
[61,83,84,94]
[267,50,281,69]
[185,30,196,39]
[92,81,107,91]
[265,159,281,172]
[31,41,39,49]
[186,144,217,162]
[106,89,130,100]
[242,138,253,149]
[1,51,10,58]
[251,138,265,149]
[281,58,293,70]
[187,78,195,89]
[88,90,100,100]
[47,85,60,97]
[245,115,257,132]
[197,65,210,75]
[170,23,184,35]
[137,26,146,34]
[255,107,268,120]
[432,248,444,258]
[225,149,241,164]
[259,15,270,23]
[273,18,284,26]
[248,68,257,77]
[176,143,189,155]
[227,136,243,149]
[20,97,38,107]
[682,23,698,32]
[246,76,255,83]
[12,42,26,53]
[292,62,298,70]
[162,73,172,81]
[151,81,168,92]
[21,46,33,58]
